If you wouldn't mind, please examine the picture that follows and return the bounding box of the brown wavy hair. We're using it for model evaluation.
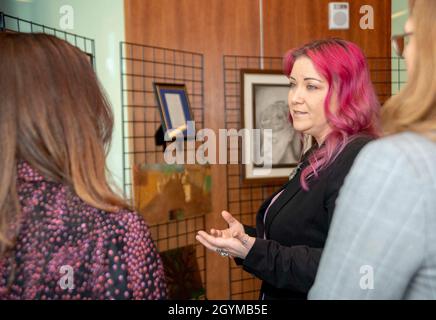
[382,0,436,138]
[0,33,127,254]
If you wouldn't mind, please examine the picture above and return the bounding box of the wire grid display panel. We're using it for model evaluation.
[224,55,285,300]
[120,42,205,198]
[367,57,407,103]
[0,12,95,67]
[149,214,207,299]
[390,57,408,95]
[223,54,405,299]
[120,42,206,298]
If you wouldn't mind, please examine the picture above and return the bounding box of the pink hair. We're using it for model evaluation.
[283,38,380,190]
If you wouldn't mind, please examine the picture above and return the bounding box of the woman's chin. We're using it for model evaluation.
[292,125,307,133]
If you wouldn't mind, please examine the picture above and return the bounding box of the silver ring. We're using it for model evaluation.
[216,248,229,257]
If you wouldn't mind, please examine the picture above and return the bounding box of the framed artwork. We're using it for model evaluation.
[240,69,306,183]
[132,163,212,225]
[153,83,194,140]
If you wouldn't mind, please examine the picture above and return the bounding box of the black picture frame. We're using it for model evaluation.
[153,83,194,140]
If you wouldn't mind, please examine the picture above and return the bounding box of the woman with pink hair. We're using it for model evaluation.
[196,38,380,299]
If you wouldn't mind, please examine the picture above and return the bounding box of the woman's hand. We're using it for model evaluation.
[209,211,244,239]
[195,211,255,259]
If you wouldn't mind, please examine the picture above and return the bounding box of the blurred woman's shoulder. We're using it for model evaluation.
[361,132,436,177]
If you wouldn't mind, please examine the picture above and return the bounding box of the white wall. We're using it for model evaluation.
[0,0,126,192]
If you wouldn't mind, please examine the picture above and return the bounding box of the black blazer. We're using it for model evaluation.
[236,136,373,300]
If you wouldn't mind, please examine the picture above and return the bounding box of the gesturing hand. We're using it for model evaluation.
[209,211,244,239]
[195,211,255,259]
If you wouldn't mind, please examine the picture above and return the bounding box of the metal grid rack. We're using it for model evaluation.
[367,57,407,103]
[149,213,207,299]
[120,42,205,198]
[0,11,95,68]
[120,42,207,298]
[223,54,407,300]
[390,57,408,95]
[223,55,284,300]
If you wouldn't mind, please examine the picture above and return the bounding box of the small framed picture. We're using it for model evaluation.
[241,69,307,183]
[153,83,194,140]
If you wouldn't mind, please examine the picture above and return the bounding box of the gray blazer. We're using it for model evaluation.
[309,132,436,299]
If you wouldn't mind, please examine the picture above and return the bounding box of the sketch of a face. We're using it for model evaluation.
[259,101,290,132]
[256,100,300,166]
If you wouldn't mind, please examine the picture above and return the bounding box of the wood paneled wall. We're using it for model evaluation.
[124,0,391,299]
[264,0,391,57]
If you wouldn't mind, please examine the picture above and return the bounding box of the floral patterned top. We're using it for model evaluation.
[0,161,167,300]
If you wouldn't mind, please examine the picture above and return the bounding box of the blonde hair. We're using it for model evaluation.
[382,0,436,139]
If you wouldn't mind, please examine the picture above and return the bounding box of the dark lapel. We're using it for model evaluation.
[263,176,302,238]
[255,180,291,238]
[256,145,315,238]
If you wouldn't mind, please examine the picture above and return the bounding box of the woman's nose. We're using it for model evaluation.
[289,89,304,105]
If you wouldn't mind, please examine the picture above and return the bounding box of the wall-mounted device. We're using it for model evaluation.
[328,2,350,30]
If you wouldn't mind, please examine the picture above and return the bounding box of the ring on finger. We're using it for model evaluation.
[216,248,230,257]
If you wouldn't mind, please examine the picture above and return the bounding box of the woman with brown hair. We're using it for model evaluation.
[310,0,436,299]
[0,33,167,299]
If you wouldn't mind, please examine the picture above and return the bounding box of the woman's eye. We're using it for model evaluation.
[307,84,318,90]
[289,82,296,89]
